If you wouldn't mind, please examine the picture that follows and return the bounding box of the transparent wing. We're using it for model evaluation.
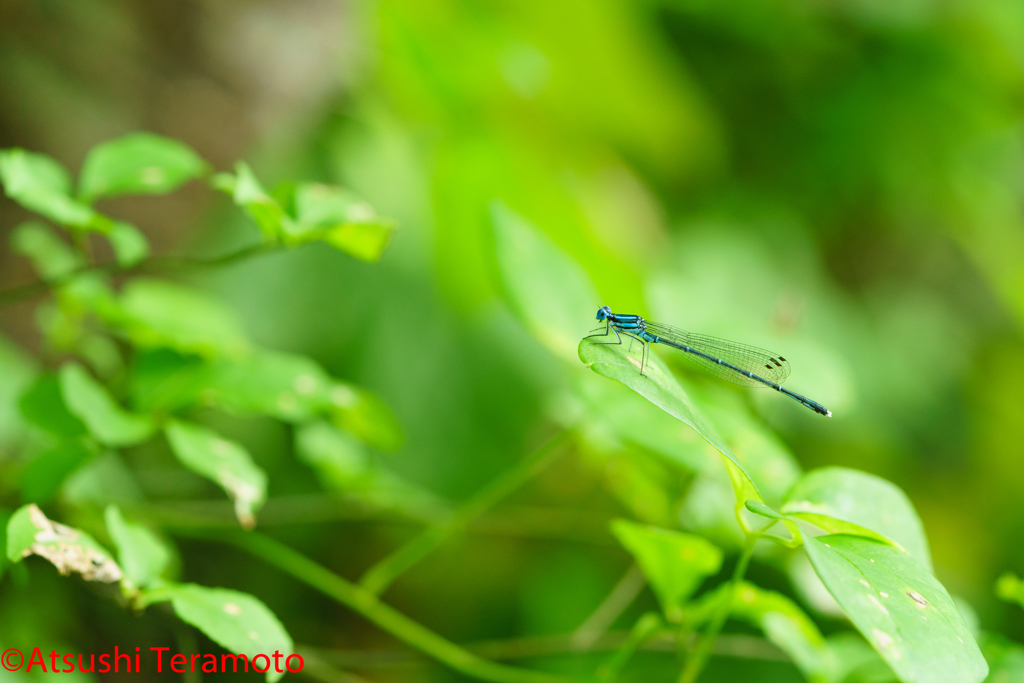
[644,322,791,388]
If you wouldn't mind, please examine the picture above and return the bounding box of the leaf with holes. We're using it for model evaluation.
[611,519,722,622]
[104,505,170,590]
[804,534,986,683]
[156,584,293,683]
[6,504,122,583]
[59,362,154,447]
[783,468,932,572]
[78,132,208,202]
[164,421,267,528]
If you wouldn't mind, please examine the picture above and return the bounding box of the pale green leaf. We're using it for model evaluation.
[59,362,154,447]
[221,162,290,242]
[115,279,250,358]
[783,468,932,572]
[104,505,170,589]
[18,375,87,438]
[610,518,722,622]
[492,201,600,360]
[0,149,97,228]
[106,221,150,267]
[6,503,122,582]
[579,337,761,507]
[288,182,394,262]
[78,132,208,201]
[10,221,83,281]
[164,583,293,683]
[804,534,986,683]
[164,421,267,528]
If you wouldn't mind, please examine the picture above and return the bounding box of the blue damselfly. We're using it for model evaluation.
[587,306,831,417]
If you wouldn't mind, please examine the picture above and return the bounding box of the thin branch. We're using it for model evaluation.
[358,429,573,595]
[0,243,274,308]
[572,564,647,650]
[176,530,574,683]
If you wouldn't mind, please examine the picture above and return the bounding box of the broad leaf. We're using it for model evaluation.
[21,440,92,503]
[164,421,267,528]
[106,221,150,267]
[59,363,154,447]
[162,583,293,683]
[287,182,394,261]
[611,519,722,622]
[0,149,97,228]
[579,337,761,508]
[104,505,170,589]
[114,279,250,358]
[327,381,403,451]
[78,132,208,201]
[6,504,122,582]
[10,221,83,281]
[492,202,600,360]
[804,534,986,683]
[216,162,290,242]
[19,375,87,438]
[783,468,932,572]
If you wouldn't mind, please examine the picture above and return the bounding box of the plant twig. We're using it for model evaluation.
[677,535,758,683]
[179,530,573,683]
[358,429,572,595]
[572,564,646,650]
[0,243,273,308]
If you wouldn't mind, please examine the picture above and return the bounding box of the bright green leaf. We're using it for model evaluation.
[78,133,208,201]
[6,503,122,582]
[163,583,293,683]
[579,337,761,508]
[783,468,932,572]
[0,149,97,228]
[995,572,1024,608]
[220,162,290,242]
[21,440,92,503]
[58,362,154,447]
[804,534,986,683]
[106,221,150,267]
[115,279,250,358]
[164,421,267,528]
[493,202,600,360]
[10,221,83,281]
[328,382,404,451]
[287,182,395,262]
[610,518,722,622]
[18,375,87,438]
[745,499,785,521]
[104,505,170,589]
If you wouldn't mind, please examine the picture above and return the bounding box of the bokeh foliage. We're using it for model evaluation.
[4,1,1024,682]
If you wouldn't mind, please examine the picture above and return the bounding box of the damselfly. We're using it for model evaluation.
[586,306,831,417]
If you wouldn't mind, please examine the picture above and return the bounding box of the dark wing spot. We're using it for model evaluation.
[778,356,786,362]
[765,364,773,370]
[770,358,782,367]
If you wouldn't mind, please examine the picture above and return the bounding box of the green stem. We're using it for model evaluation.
[185,530,573,683]
[0,243,273,308]
[676,534,758,683]
[358,429,571,595]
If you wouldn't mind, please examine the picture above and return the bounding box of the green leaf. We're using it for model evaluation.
[328,382,404,452]
[219,162,290,242]
[804,534,986,683]
[0,149,100,228]
[744,499,785,521]
[78,133,208,201]
[10,221,83,281]
[610,518,722,622]
[164,420,267,528]
[58,362,154,447]
[287,182,395,262]
[114,279,250,358]
[995,572,1024,608]
[21,440,92,503]
[0,335,37,448]
[106,221,150,267]
[5,503,122,582]
[163,583,293,683]
[492,202,600,360]
[579,337,761,507]
[783,468,932,572]
[104,505,170,589]
[0,509,9,583]
[18,375,87,438]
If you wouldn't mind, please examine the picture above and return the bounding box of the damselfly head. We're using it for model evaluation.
[596,306,613,321]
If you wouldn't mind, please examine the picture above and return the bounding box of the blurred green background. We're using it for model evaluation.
[3,0,1024,681]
